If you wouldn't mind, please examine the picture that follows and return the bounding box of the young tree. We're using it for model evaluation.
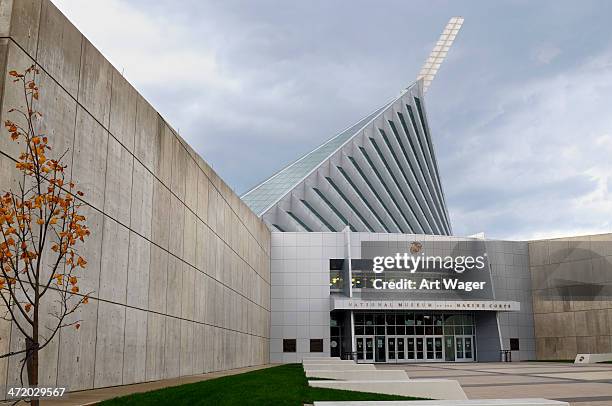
[0,66,91,405]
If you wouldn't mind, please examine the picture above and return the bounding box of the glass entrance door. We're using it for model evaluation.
[455,336,474,362]
[444,336,455,361]
[375,336,386,362]
[356,336,374,362]
[386,337,406,362]
[352,312,477,364]
[425,336,444,361]
[386,337,396,363]
[397,336,405,361]
[406,336,416,361]
[415,337,424,360]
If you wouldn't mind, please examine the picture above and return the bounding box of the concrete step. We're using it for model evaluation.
[303,357,342,362]
[303,359,358,364]
[308,379,467,400]
[305,370,409,381]
[313,400,568,406]
[304,363,376,371]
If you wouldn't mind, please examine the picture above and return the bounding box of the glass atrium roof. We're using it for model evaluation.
[242,102,391,215]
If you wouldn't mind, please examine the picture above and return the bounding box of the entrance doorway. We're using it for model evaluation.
[383,336,444,362]
[356,336,374,361]
[386,336,406,362]
[357,334,473,363]
[424,336,444,361]
[375,336,386,362]
[455,335,474,361]
[351,311,477,363]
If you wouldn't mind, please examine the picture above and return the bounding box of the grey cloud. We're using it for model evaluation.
[54,0,612,239]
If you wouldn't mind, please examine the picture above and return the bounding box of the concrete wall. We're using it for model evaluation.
[0,0,270,393]
[529,234,612,360]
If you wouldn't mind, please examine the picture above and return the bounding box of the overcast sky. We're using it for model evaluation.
[52,0,612,240]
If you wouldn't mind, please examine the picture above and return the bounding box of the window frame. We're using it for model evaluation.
[310,339,324,353]
[283,338,297,353]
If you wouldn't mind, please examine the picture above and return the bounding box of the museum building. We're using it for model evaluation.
[241,18,538,364]
[1,2,611,397]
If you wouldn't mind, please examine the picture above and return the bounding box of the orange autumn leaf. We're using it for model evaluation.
[2,67,92,368]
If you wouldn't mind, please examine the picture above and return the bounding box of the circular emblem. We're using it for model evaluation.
[410,241,422,254]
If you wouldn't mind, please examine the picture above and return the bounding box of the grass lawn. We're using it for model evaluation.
[101,364,424,405]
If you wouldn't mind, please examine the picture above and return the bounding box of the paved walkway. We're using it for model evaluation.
[18,364,272,405]
[378,362,612,406]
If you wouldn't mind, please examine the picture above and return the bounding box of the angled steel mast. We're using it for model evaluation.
[417,16,464,93]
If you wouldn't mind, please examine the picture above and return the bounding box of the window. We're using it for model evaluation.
[353,311,476,339]
[310,339,324,353]
[352,274,363,289]
[283,339,296,353]
[351,259,373,270]
[510,338,520,351]
[329,270,342,291]
[329,259,344,270]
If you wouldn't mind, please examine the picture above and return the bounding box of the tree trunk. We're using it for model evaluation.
[25,337,39,406]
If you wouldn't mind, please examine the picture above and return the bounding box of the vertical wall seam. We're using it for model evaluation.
[132,89,150,383]
[52,29,83,388]
[110,67,130,386]
[92,35,111,386]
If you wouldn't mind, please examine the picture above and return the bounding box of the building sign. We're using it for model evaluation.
[332,298,520,312]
